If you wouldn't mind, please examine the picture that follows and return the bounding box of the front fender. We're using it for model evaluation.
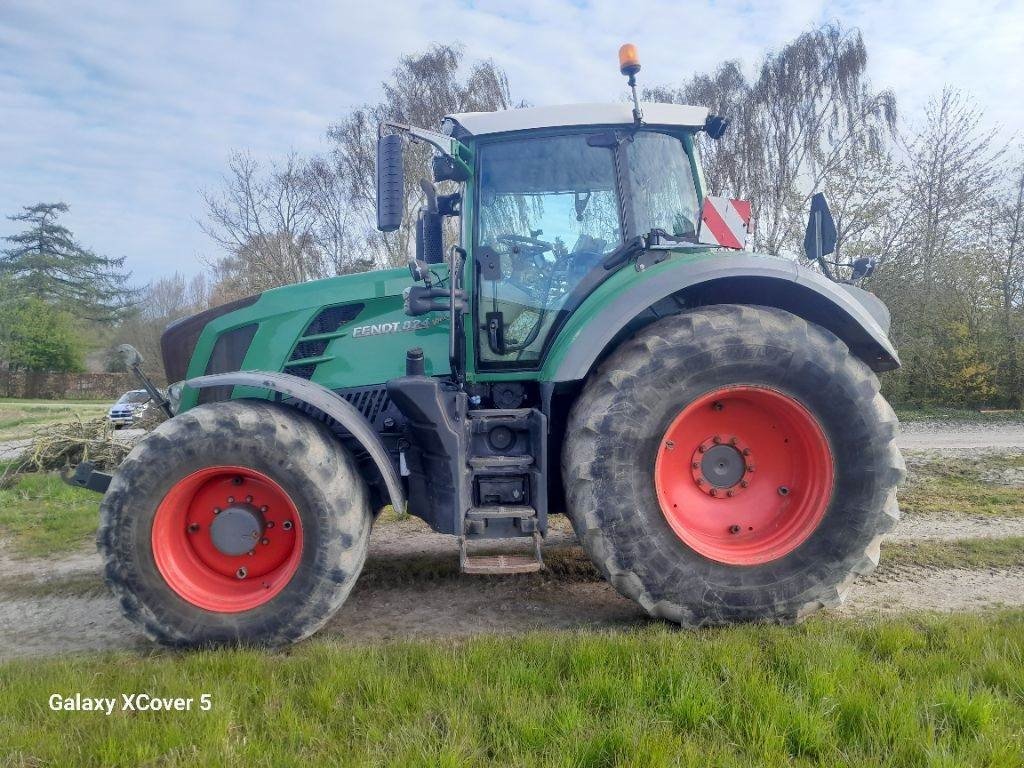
[542,252,899,383]
[183,370,404,513]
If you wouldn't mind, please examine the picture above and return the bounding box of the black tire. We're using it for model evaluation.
[562,304,904,626]
[98,400,371,647]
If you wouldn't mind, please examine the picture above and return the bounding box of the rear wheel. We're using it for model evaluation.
[563,304,904,626]
[99,400,371,647]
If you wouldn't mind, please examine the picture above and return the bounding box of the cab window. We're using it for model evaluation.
[475,133,621,367]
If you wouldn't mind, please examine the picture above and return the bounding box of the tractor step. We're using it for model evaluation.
[459,531,544,575]
[466,504,536,520]
[467,455,534,469]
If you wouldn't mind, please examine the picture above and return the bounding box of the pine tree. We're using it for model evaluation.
[1,202,137,322]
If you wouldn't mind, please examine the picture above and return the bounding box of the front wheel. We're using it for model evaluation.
[563,304,904,626]
[98,400,371,647]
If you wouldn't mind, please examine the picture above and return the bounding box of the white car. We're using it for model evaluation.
[107,390,153,429]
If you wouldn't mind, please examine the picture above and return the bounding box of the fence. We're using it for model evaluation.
[0,371,137,400]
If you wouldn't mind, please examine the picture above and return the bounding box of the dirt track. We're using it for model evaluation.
[3,511,1024,660]
[0,420,1022,660]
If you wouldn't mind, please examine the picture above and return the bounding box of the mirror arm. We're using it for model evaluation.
[380,121,473,179]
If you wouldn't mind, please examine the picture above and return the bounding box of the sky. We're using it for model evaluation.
[1,0,1022,284]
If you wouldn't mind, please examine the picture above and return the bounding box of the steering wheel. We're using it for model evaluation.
[498,233,555,254]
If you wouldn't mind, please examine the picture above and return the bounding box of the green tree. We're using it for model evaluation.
[0,295,82,373]
[1,202,137,322]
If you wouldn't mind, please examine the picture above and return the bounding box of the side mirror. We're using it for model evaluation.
[416,209,444,265]
[432,155,470,183]
[376,134,404,232]
[803,192,837,264]
[115,343,144,368]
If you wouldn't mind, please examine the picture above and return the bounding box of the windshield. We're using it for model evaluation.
[625,132,700,238]
[476,133,622,366]
[117,391,149,404]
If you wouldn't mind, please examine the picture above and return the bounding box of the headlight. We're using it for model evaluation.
[166,381,183,415]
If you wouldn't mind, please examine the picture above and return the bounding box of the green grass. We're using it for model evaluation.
[885,537,1024,571]
[896,406,1024,423]
[0,473,99,557]
[1,612,1023,767]
[0,400,108,441]
[901,454,1024,518]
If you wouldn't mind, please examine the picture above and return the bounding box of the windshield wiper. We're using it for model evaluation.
[646,228,701,248]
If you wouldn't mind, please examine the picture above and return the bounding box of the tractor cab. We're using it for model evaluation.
[379,101,722,374]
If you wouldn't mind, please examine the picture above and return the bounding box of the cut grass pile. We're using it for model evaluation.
[0,400,108,442]
[0,473,98,557]
[901,453,1024,518]
[1,612,1023,767]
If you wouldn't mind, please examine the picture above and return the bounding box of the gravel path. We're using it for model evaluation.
[898,420,1024,451]
[3,510,1024,660]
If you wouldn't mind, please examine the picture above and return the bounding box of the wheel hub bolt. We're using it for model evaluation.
[742,448,751,456]
[709,488,718,497]
[712,402,723,411]
[740,480,749,488]
[213,507,221,515]
[245,495,253,503]
[729,524,741,534]
[282,520,293,531]
[712,435,722,444]
[260,505,268,513]
[665,440,675,450]
[692,462,700,469]
[227,496,235,504]
[265,521,275,529]
[236,567,247,579]
[260,538,270,546]
[726,490,735,497]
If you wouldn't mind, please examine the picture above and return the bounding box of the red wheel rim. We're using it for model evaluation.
[151,466,304,612]
[654,386,834,566]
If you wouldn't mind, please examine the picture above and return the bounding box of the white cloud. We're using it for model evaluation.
[0,0,1020,283]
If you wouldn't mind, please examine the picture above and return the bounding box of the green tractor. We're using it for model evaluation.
[88,47,903,646]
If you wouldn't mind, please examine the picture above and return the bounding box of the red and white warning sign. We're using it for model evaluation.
[698,197,752,250]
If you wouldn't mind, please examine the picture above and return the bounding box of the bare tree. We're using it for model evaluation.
[650,24,896,257]
[326,44,515,268]
[109,272,211,379]
[201,152,323,294]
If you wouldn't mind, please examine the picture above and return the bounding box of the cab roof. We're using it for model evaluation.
[443,102,709,138]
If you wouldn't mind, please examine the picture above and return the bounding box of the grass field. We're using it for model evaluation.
[0,399,109,442]
[901,454,1024,518]
[0,473,99,556]
[1,612,1022,767]
[894,406,1024,423]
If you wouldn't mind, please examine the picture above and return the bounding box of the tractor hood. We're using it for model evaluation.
[164,267,452,411]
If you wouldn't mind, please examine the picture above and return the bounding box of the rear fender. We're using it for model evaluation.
[183,370,404,512]
[543,253,899,383]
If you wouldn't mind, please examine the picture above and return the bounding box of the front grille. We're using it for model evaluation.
[287,364,317,380]
[197,323,258,404]
[303,303,363,337]
[341,387,390,423]
[284,302,364,380]
[290,339,329,361]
